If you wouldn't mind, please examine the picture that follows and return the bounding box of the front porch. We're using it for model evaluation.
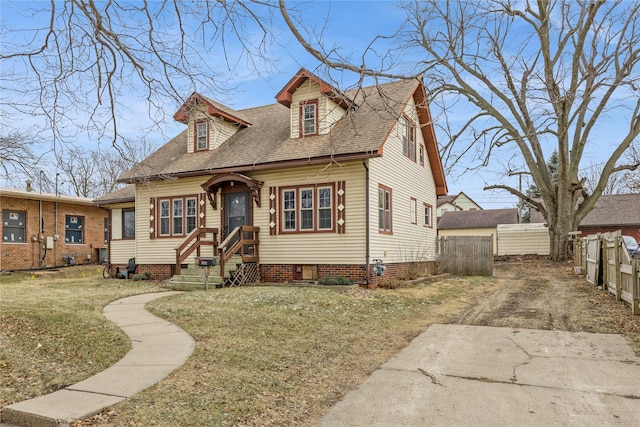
[167,225,260,289]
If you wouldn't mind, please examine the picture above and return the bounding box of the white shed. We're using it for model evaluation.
[496,223,550,256]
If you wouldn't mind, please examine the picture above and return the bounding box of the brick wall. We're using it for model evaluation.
[101,261,438,283]
[1,195,108,271]
[260,261,437,284]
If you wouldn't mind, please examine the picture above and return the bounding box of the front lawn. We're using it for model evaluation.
[0,267,497,426]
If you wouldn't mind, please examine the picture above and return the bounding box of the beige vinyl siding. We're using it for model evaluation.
[496,223,550,256]
[454,194,482,210]
[290,80,346,138]
[251,162,367,265]
[108,203,137,263]
[186,108,240,153]
[108,202,134,240]
[110,240,136,264]
[369,97,439,263]
[135,177,212,264]
[438,228,498,255]
[323,97,346,134]
[210,118,239,150]
[437,202,456,218]
[133,164,367,265]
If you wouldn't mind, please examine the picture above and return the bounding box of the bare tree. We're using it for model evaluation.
[1,0,277,152]
[53,138,157,198]
[583,143,640,195]
[0,131,46,177]
[279,0,640,261]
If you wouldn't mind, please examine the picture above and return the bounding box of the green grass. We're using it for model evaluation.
[1,267,497,426]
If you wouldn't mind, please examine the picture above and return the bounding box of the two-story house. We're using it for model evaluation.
[95,69,448,285]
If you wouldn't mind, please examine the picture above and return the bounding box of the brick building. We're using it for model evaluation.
[1,186,109,271]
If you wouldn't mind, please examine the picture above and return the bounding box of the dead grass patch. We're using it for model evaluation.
[0,266,165,405]
[79,276,493,426]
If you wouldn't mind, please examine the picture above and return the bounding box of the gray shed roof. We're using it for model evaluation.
[437,208,519,230]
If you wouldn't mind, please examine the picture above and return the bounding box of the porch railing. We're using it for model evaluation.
[175,227,219,267]
[219,226,260,280]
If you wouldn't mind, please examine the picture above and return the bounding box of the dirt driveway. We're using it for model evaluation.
[452,259,640,355]
[318,259,640,426]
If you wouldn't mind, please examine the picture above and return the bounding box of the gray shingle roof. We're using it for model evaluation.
[437,208,519,229]
[93,185,135,204]
[119,79,423,182]
[529,194,640,227]
[437,195,456,207]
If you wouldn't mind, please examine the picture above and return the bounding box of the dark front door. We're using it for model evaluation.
[224,191,250,238]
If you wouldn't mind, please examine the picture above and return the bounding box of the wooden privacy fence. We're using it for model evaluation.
[438,236,493,276]
[576,232,639,315]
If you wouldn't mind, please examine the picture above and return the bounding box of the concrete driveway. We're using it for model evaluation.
[318,324,640,426]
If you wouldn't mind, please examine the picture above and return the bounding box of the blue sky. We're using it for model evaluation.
[3,1,630,208]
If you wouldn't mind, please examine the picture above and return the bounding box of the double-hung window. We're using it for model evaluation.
[186,198,197,232]
[424,203,433,228]
[281,184,333,232]
[400,116,416,161]
[378,185,392,233]
[300,99,318,137]
[173,199,183,235]
[158,196,198,237]
[196,121,208,151]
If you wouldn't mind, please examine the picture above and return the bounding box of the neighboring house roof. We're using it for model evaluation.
[436,191,481,209]
[93,185,135,205]
[119,72,447,195]
[0,187,95,205]
[436,195,456,207]
[529,194,640,227]
[437,208,519,230]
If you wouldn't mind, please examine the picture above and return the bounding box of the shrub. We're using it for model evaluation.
[317,276,354,286]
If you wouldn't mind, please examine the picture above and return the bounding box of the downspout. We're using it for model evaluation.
[39,197,43,268]
[363,159,370,284]
[54,201,58,266]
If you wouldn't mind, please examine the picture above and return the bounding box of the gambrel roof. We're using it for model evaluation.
[119,75,447,195]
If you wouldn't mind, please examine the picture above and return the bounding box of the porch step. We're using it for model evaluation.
[164,256,240,291]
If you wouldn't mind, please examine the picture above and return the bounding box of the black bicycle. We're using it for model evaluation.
[102,263,114,279]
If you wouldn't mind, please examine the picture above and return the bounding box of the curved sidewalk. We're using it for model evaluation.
[2,292,194,427]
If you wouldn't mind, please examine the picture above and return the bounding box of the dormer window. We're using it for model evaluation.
[195,121,209,151]
[300,99,318,137]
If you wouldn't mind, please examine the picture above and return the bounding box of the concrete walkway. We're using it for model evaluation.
[318,324,640,427]
[2,292,194,427]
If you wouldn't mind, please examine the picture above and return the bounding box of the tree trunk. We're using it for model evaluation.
[548,191,574,262]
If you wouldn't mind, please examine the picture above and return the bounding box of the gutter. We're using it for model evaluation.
[118,152,383,184]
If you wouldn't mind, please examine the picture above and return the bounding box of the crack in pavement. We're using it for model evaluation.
[441,373,640,400]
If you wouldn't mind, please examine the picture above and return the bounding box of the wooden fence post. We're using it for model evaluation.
[632,259,639,316]
[615,235,622,301]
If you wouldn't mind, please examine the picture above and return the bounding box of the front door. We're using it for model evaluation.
[224,191,250,239]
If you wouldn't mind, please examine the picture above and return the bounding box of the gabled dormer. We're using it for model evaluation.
[173,93,251,153]
[275,68,355,139]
